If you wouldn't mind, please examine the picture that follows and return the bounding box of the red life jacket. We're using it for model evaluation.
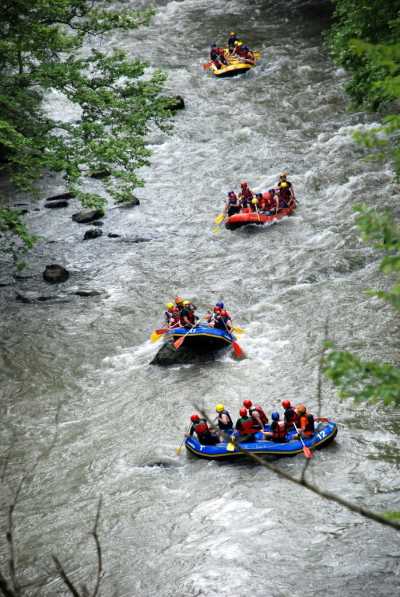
[180,308,195,326]
[240,187,253,202]
[261,191,275,210]
[271,421,286,441]
[250,405,268,425]
[237,416,260,435]
[298,414,314,437]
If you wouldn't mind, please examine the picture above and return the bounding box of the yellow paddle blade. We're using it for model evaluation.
[226,441,235,452]
[175,446,182,455]
[212,226,222,235]
[253,51,261,59]
[150,331,162,343]
[233,326,245,334]
[214,213,225,225]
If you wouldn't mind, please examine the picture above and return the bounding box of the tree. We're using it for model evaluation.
[328,1,400,176]
[0,0,175,257]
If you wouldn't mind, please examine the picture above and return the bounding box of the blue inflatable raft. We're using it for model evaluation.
[185,419,337,460]
[165,325,235,353]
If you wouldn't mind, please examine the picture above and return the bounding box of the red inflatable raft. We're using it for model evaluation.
[225,192,296,230]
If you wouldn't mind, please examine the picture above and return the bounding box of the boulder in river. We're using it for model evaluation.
[46,192,75,202]
[45,200,68,209]
[90,169,111,179]
[16,290,56,303]
[117,197,140,208]
[168,95,185,111]
[91,221,104,227]
[107,233,121,238]
[72,209,104,224]
[43,264,69,284]
[83,228,103,240]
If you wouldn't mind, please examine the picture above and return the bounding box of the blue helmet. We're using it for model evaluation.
[216,301,224,308]
[271,411,280,421]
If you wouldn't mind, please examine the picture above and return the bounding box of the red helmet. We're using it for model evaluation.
[243,399,252,408]
[239,407,247,416]
[190,413,200,422]
[213,306,221,313]
[282,400,291,409]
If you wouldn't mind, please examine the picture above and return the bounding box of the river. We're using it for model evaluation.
[0,1,399,596]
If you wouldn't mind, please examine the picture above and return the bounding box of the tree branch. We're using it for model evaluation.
[196,405,400,532]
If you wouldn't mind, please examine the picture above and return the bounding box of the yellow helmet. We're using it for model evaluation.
[166,302,174,309]
[215,404,225,413]
[182,300,190,306]
[229,31,236,36]
[251,197,258,204]
[237,41,243,46]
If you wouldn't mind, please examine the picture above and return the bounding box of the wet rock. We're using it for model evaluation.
[15,203,29,207]
[46,192,75,202]
[91,220,104,227]
[16,290,55,303]
[34,208,40,211]
[74,288,105,297]
[122,236,151,244]
[117,197,140,208]
[72,209,104,224]
[168,95,185,111]
[43,264,69,284]
[45,200,68,209]
[151,340,224,366]
[107,233,121,238]
[83,228,103,240]
[90,169,111,179]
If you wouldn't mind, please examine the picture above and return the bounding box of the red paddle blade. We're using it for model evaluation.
[303,446,313,459]
[173,335,185,350]
[232,341,246,359]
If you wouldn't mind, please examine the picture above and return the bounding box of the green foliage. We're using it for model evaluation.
[324,207,400,406]
[328,1,400,176]
[0,0,174,255]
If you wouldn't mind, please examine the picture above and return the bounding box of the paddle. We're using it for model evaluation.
[214,213,225,225]
[150,324,179,343]
[293,423,313,459]
[218,316,246,359]
[202,61,212,70]
[176,426,190,455]
[173,323,198,350]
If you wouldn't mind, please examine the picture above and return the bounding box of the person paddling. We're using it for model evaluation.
[243,399,268,428]
[235,407,262,442]
[187,414,219,445]
[215,404,234,435]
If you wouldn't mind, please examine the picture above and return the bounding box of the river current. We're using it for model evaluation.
[0,1,399,596]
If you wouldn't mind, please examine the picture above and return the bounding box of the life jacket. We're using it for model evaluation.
[261,191,275,211]
[240,187,253,202]
[236,416,260,435]
[194,420,215,444]
[214,313,230,331]
[217,410,233,430]
[249,405,268,425]
[227,193,239,206]
[298,414,314,437]
[271,420,287,441]
[180,308,195,326]
[165,308,179,325]
[284,407,296,426]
